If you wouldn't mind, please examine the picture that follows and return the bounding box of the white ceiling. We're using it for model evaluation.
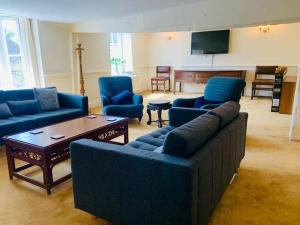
[0,0,203,23]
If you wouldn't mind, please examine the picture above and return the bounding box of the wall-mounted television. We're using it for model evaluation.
[191,30,230,55]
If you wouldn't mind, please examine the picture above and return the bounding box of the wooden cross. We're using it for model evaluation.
[75,44,85,96]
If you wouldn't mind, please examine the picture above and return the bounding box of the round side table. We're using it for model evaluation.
[146,100,172,128]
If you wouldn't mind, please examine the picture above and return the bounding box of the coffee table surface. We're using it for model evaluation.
[148,100,170,105]
[3,115,126,148]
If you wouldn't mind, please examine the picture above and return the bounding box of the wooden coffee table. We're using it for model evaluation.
[2,115,128,195]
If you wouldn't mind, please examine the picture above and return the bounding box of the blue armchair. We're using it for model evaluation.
[173,76,246,110]
[98,76,144,120]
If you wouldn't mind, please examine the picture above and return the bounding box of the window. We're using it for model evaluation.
[0,16,32,89]
[109,33,133,75]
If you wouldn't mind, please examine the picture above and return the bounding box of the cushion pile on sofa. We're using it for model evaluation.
[0,88,88,145]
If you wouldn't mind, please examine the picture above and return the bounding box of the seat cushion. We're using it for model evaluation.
[163,114,219,158]
[136,126,175,147]
[22,108,84,127]
[208,101,240,128]
[34,87,60,111]
[103,104,143,118]
[111,90,133,105]
[0,116,36,138]
[0,103,13,119]
[7,100,39,116]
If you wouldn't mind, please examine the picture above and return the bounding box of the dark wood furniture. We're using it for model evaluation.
[279,76,297,114]
[2,115,129,195]
[151,66,171,93]
[147,100,172,128]
[251,66,278,99]
[173,69,246,94]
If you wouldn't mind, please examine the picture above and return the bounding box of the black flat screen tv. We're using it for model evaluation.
[191,30,230,55]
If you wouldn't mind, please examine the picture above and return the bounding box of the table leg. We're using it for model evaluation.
[174,81,176,94]
[147,108,152,125]
[157,109,162,128]
[43,155,53,195]
[5,145,15,180]
[124,124,129,144]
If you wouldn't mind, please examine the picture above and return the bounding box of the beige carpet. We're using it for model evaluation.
[0,92,299,225]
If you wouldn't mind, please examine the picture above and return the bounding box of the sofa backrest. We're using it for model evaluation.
[4,89,35,101]
[163,114,220,158]
[204,76,246,102]
[0,91,5,103]
[163,101,241,158]
[99,76,133,98]
[208,101,240,128]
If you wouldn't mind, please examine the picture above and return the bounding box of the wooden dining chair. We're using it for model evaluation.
[151,66,171,93]
[251,66,278,99]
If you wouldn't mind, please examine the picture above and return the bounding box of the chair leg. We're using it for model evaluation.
[251,86,254,100]
[156,81,158,91]
[168,79,171,92]
[164,81,166,93]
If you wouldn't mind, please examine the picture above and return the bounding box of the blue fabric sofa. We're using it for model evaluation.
[173,76,246,110]
[70,101,248,225]
[98,76,144,120]
[0,89,88,145]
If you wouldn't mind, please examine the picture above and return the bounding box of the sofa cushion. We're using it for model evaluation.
[22,108,84,127]
[136,126,175,147]
[127,141,158,151]
[0,117,36,138]
[111,90,133,105]
[7,100,39,116]
[208,101,240,128]
[0,103,13,119]
[163,114,219,158]
[34,87,60,111]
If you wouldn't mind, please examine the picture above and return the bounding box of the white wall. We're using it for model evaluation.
[73,0,300,33]
[37,21,73,93]
[147,23,300,95]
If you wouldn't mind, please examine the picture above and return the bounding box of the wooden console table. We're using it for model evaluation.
[174,69,247,94]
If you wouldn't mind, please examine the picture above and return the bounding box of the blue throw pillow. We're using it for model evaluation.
[111,90,133,105]
[7,100,40,116]
[0,103,13,119]
[34,87,60,111]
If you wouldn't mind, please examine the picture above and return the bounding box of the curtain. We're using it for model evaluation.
[18,18,44,88]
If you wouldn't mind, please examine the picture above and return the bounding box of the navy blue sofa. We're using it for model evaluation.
[70,101,248,225]
[0,89,88,145]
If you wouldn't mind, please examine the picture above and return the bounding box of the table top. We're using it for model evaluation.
[148,100,171,105]
[2,115,128,149]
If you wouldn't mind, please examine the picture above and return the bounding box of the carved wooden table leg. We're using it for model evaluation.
[147,108,152,125]
[5,145,15,180]
[157,109,163,128]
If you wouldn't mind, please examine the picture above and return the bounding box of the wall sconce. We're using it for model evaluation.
[164,32,176,40]
[258,25,271,33]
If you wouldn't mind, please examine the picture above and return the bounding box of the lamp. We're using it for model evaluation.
[258,25,271,33]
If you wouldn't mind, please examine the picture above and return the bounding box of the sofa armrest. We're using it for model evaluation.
[169,107,208,127]
[70,139,194,225]
[58,92,88,114]
[101,95,110,107]
[132,94,143,104]
[172,97,199,108]
[200,103,222,110]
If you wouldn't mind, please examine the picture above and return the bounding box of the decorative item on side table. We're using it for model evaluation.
[147,100,172,128]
